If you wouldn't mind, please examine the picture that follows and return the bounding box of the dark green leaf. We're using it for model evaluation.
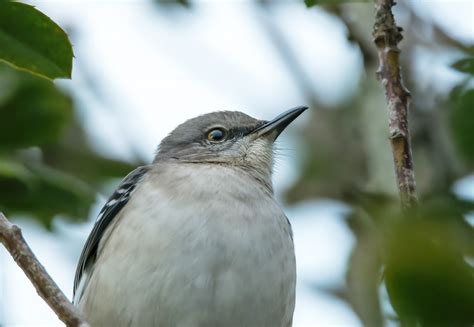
[451,89,474,165]
[0,157,95,228]
[451,57,474,75]
[0,1,73,80]
[0,64,73,151]
[384,215,474,325]
[0,157,34,184]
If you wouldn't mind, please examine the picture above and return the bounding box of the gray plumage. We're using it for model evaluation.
[74,107,307,327]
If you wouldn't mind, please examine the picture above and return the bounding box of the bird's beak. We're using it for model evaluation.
[251,106,308,141]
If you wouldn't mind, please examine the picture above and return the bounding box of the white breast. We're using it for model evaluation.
[77,163,296,327]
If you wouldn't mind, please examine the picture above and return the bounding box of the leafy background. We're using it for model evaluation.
[0,0,473,326]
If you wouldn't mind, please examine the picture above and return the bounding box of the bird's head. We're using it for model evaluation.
[155,106,307,187]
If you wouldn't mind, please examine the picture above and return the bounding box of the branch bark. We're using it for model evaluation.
[373,0,418,209]
[0,212,89,327]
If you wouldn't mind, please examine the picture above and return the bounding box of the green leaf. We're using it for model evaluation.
[451,57,474,76]
[0,64,73,151]
[385,217,474,325]
[0,157,95,228]
[0,1,73,80]
[451,89,474,165]
[0,157,34,183]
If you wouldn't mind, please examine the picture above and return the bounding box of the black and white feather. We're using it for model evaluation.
[73,165,150,303]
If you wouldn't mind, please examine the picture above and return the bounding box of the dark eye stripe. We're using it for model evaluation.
[204,124,261,143]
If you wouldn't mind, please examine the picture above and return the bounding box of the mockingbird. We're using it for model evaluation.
[73,106,307,326]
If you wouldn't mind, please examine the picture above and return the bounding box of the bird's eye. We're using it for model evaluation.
[207,128,226,142]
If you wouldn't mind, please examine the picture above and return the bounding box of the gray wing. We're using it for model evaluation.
[73,165,150,302]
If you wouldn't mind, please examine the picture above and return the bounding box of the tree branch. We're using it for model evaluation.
[373,0,418,209]
[0,212,89,327]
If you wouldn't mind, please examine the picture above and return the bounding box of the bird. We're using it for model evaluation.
[73,106,307,327]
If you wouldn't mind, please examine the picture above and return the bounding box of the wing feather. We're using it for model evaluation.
[73,165,150,302]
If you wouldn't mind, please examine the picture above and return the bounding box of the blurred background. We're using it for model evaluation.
[0,0,473,326]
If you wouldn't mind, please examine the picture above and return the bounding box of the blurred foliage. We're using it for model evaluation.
[344,193,474,326]
[0,1,73,80]
[451,57,474,76]
[0,156,94,227]
[385,214,474,326]
[258,0,474,323]
[153,0,190,9]
[0,63,137,228]
[450,85,474,167]
[286,104,368,202]
[0,66,73,150]
[345,204,384,327]
[0,2,137,227]
[288,4,474,204]
[450,56,474,166]
[287,1,474,325]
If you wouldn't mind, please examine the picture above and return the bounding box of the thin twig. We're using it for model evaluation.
[373,0,417,209]
[0,212,89,327]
